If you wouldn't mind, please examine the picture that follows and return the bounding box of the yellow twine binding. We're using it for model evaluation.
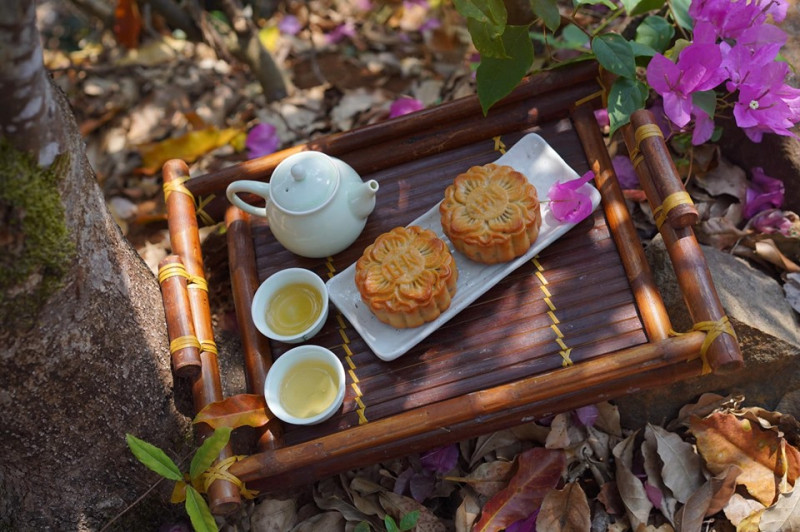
[634,124,664,149]
[200,340,218,355]
[163,176,216,226]
[170,335,201,354]
[157,261,208,292]
[201,455,258,499]
[653,191,694,229]
[671,316,737,375]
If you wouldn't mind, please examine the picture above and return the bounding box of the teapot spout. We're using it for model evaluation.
[349,179,380,219]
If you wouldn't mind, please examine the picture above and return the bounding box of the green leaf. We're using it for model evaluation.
[574,0,618,9]
[189,427,232,481]
[530,0,562,32]
[635,15,675,53]
[630,41,657,57]
[669,0,693,30]
[384,515,400,532]
[621,0,666,16]
[467,18,508,58]
[665,38,691,60]
[126,433,183,481]
[692,90,716,118]
[399,510,421,531]
[353,522,371,532]
[185,486,218,532]
[608,78,648,134]
[453,0,507,25]
[476,25,534,114]
[592,33,635,78]
[562,24,590,47]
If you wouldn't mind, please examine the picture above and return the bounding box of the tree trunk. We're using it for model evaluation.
[0,2,191,529]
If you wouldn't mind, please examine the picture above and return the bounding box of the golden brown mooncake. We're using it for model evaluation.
[439,163,542,264]
[355,225,458,329]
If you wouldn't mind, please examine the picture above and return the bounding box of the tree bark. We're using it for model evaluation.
[0,2,191,529]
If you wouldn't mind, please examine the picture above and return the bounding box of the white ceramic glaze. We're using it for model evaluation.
[326,133,602,361]
[226,151,379,258]
[264,345,346,425]
[251,268,329,344]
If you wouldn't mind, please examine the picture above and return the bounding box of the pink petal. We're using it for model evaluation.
[420,444,459,473]
[548,171,595,224]
[389,97,425,118]
[245,123,279,159]
[744,167,784,219]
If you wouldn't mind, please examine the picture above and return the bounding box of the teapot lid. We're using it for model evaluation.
[271,152,339,212]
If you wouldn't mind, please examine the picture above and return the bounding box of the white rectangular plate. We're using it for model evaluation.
[326,133,601,361]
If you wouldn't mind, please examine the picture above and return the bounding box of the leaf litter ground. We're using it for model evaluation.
[37,1,800,530]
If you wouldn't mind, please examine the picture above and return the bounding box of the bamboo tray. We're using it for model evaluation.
[159,62,743,514]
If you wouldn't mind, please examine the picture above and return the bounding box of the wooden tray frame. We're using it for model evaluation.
[158,62,742,514]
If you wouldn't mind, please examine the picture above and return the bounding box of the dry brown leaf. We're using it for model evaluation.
[754,239,800,272]
[536,482,591,531]
[595,402,623,438]
[468,430,520,467]
[641,429,677,525]
[458,460,514,498]
[455,490,481,532]
[760,485,800,532]
[613,432,653,529]
[723,493,766,527]
[598,481,626,517]
[379,491,446,532]
[693,157,746,199]
[250,498,298,532]
[546,413,584,450]
[646,424,704,503]
[674,465,741,531]
[511,421,551,445]
[289,511,344,532]
[690,412,800,506]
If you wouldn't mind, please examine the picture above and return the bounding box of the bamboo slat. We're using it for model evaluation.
[571,104,672,341]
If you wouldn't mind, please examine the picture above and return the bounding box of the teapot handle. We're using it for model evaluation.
[226,180,271,218]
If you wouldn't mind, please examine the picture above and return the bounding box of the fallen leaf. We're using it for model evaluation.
[646,424,704,503]
[289,511,344,532]
[759,485,800,532]
[536,483,591,531]
[723,492,766,526]
[641,428,677,525]
[754,239,800,272]
[690,412,800,505]
[473,448,566,532]
[379,491,446,532]
[446,460,513,498]
[612,432,653,529]
[545,413,584,450]
[137,127,244,175]
[193,394,270,429]
[693,157,747,201]
[114,0,142,49]
[455,490,481,532]
[597,481,626,517]
[250,498,298,532]
[673,465,742,532]
[469,430,520,467]
[595,402,623,438]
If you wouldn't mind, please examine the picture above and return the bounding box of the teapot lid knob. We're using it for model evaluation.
[271,152,339,213]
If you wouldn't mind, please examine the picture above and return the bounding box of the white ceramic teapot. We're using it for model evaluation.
[226,151,379,258]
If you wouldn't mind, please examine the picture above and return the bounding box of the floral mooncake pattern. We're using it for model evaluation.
[439,163,542,264]
[355,226,458,329]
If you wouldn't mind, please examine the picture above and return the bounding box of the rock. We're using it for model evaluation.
[615,235,800,427]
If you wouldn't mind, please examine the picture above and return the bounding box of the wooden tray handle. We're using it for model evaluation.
[621,127,743,374]
[630,110,699,230]
[162,159,242,515]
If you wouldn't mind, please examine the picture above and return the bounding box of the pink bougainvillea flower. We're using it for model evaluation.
[691,105,715,145]
[418,17,441,32]
[326,22,356,44]
[548,170,595,223]
[744,167,784,219]
[354,0,372,10]
[612,155,638,189]
[389,96,424,118]
[689,0,783,40]
[646,44,726,127]
[751,209,795,236]
[574,404,599,427]
[278,15,302,35]
[245,123,279,159]
[594,108,609,128]
[734,83,800,142]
